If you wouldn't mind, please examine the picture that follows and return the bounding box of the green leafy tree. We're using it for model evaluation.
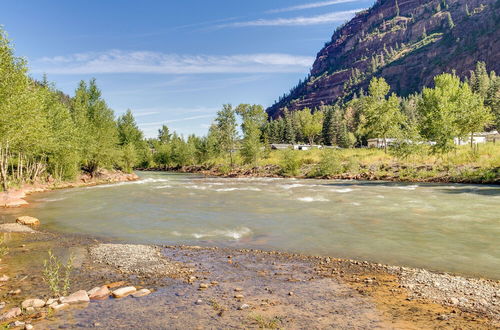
[296,108,324,145]
[214,104,238,166]
[236,104,267,165]
[362,77,404,152]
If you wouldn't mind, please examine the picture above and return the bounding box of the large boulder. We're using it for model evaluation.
[16,216,40,226]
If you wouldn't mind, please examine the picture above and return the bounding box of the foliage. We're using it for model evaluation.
[42,250,75,297]
[279,149,301,177]
[313,149,343,177]
[236,104,267,165]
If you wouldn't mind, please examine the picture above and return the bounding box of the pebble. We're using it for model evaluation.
[112,286,137,298]
[132,289,151,298]
[195,299,203,305]
[0,302,5,310]
[8,289,21,295]
[210,281,218,285]
[234,287,243,292]
[234,294,244,299]
[13,320,25,327]
[0,275,9,282]
[437,314,449,321]
[288,291,294,296]
[238,304,250,310]
[60,290,90,304]
[199,283,209,289]
[25,324,34,330]
[449,297,459,305]
[25,307,35,313]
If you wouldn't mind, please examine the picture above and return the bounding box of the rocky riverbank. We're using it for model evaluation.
[0,170,139,208]
[140,164,500,185]
[0,221,498,329]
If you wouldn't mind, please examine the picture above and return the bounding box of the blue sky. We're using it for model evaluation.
[2,0,373,137]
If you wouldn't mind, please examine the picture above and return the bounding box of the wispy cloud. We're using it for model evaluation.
[132,111,160,117]
[218,9,360,27]
[31,50,314,75]
[267,0,362,13]
[140,114,214,127]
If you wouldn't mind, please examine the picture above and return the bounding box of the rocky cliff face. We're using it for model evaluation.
[267,0,499,118]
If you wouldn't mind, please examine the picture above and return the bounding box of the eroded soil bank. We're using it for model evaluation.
[0,228,498,329]
[0,170,138,208]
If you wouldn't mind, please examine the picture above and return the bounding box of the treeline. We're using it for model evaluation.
[265,62,499,154]
[0,29,144,190]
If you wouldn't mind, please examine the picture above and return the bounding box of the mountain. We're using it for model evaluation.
[267,0,500,118]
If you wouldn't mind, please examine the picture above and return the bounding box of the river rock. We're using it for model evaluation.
[112,286,136,298]
[25,307,35,313]
[9,289,21,295]
[0,307,21,320]
[89,286,110,300]
[0,302,5,310]
[132,289,151,298]
[16,216,40,226]
[199,283,209,289]
[45,298,57,306]
[50,303,69,312]
[0,275,9,282]
[60,290,89,304]
[12,320,25,327]
[25,324,34,330]
[234,294,244,299]
[238,303,250,310]
[21,298,46,309]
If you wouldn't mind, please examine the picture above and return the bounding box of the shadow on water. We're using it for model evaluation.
[436,187,500,196]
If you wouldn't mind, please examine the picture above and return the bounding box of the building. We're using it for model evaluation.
[292,144,322,150]
[367,138,396,148]
[270,144,293,150]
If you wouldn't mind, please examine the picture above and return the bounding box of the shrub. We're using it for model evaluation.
[314,150,343,177]
[42,250,75,297]
[279,149,301,177]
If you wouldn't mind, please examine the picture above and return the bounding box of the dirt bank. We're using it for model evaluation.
[0,170,139,208]
[139,164,500,185]
[0,227,498,329]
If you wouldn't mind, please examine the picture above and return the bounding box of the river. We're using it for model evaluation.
[2,171,499,279]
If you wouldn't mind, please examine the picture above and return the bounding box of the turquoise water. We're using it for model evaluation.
[3,172,499,279]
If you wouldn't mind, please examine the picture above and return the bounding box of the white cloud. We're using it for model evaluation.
[31,50,314,75]
[267,0,362,13]
[132,111,160,117]
[219,9,360,27]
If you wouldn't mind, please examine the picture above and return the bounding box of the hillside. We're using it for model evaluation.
[267,0,500,118]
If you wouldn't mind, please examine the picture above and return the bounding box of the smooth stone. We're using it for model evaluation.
[45,298,57,306]
[21,298,46,309]
[89,286,110,300]
[238,303,250,310]
[25,325,34,330]
[0,275,9,282]
[9,289,21,295]
[132,289,151,298]
[1,307,21,320]
[112,286,136,298]
[105,281,126,289]
[234,294,244,299]
[195,299,203,305]
[13,320,25,327]
[60,290,89,304]
[25,307,35,313]
[449,297,459,305]
[50,303,69,312]
[0,302,5,310]
[16,216,40,226]
[234,287,243,292]
[87,287,101,296]
[199,283,209,289]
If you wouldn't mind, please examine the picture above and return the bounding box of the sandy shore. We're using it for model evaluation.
[0,225,498,329]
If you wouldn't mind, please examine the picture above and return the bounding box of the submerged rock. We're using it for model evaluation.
[50,303,69,312]
[112,286,136,298]
[132,289,151,298]
[60,290,89,304]
[16,216,40,226]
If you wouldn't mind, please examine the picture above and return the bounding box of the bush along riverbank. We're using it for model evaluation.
[138,144,500,184]
[0,218,498,328]
[0,169,138,208]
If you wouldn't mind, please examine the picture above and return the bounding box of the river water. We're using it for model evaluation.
[2,172,499,279]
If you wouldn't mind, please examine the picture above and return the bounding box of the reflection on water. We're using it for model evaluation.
[2,172,499,279]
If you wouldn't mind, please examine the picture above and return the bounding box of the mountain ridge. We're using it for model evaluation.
[267,0,500,118]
